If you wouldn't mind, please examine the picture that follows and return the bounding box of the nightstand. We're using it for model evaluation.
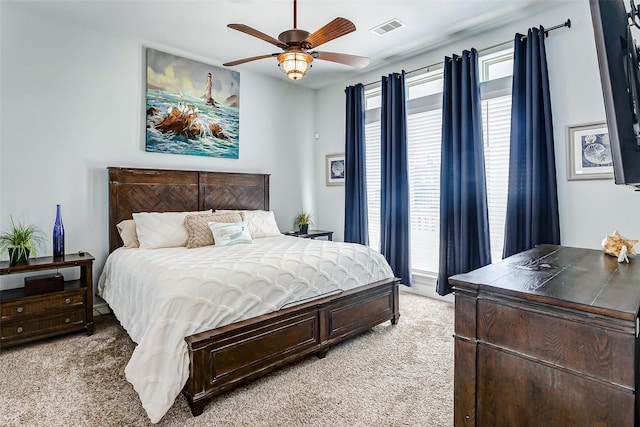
[284,230,333,241]
[0,253,94,348]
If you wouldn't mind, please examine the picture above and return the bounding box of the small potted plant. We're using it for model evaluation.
[0,216,45,265]
[294,210,313,234]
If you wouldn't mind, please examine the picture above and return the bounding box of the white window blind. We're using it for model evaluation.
[407,109,442,273]
[482,95,512,261]
[365,120,381,251]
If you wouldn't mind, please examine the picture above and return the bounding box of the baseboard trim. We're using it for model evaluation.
[93,301,111,316]
[401,272,454,304]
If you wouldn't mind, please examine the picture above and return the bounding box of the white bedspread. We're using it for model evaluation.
[97,235,394,423]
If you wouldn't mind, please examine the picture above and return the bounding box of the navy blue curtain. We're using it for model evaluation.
[437,49,491,296]
[503,27,560,258]
[380,72,411,286]
[344,84,369,245]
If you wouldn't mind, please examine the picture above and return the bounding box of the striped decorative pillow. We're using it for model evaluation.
[208,222,253,246]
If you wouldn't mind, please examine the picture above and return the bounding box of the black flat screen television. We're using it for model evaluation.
[590,0,640,187]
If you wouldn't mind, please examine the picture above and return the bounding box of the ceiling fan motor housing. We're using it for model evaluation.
[278,29,311,46]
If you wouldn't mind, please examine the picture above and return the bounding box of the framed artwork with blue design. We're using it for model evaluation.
[567,122,614,180]
[326,153,345,186]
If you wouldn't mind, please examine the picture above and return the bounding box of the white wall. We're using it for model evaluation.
[0,3,316,290]
[314,1,640,253]
[4,1,640,293]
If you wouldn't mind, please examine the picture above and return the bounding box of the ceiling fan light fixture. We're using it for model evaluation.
[277,51,313,80]
[225,1,367,78]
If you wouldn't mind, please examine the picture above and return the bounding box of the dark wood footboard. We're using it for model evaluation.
[182,278,400,416]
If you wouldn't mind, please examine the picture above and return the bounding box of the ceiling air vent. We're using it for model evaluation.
[370,18,406,36]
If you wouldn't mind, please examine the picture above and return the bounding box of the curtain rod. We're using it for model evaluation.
[363,18,571,88]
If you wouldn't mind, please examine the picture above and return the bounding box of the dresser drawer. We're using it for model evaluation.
[476,342,635,426]
[1,290,85,320]
[477,298,636,388]
[1,309,85,342]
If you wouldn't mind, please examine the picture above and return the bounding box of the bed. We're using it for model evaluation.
[100,167,401,422]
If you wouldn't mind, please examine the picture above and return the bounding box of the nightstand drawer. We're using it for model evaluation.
[1,290,85,320]
[1,309,85,342]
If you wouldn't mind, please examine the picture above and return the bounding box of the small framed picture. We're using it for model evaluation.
[567,122,614,180]
[326,153,345,186]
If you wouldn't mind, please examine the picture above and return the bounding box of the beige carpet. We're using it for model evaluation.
[0,292,454,426]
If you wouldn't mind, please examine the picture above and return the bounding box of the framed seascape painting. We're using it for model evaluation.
[145,48,240,159]
[567,122,614,180]
[326,153,345,186]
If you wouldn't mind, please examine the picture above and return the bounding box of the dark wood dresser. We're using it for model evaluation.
[450,245,640,426]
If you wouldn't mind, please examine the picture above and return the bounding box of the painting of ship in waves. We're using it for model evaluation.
[145,48,240,159]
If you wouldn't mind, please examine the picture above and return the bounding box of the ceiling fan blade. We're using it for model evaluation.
[311,51,370,68]
[228,24,288,49]
[303,17,356,49]
[223,54,278,67]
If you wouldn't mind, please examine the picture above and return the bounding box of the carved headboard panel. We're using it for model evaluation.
[108,167,270,252]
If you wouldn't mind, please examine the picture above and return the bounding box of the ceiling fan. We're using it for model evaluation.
[223,0,370,81]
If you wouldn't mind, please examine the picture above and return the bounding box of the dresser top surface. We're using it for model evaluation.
[450,245,640,320]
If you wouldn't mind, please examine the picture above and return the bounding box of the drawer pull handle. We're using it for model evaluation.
[65,298,71,304]
[16,307,24,313]
[16,326,23,333]
[65,317,71,324]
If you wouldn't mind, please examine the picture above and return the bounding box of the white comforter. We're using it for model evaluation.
[97,235,394,423]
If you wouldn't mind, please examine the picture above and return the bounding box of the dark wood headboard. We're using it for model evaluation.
[108,167,270,252]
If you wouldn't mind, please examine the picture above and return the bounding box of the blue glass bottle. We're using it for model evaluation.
[53,204,65,258]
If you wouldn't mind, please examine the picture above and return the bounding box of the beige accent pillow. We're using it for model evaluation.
[116,219,139,248]
[184,212,243,248]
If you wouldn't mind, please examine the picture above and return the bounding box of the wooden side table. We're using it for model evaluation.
[0,253,94,348]
[284,230,333,241]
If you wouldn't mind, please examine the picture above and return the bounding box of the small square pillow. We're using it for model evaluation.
[242,210,282,238]
[184,212,243,248]
[116,219,139,248]
[208,221,253,246]
[133,210,211,249]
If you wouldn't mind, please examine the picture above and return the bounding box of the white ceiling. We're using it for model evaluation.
[8,0,560,89]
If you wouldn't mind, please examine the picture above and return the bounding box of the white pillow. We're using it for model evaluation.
[208,221,253,246]
[215,209,246,220]
[116,219,139,248]
[133,210,211,249]
[242,210,282,238]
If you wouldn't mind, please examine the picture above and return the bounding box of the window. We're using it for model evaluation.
[364,118,381,250]
[365,90,381,110]
[364,49,513,273]
[407,71,444,100]
[482,95,512,261]
[406,109,442,272]
[480,49,514,81]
